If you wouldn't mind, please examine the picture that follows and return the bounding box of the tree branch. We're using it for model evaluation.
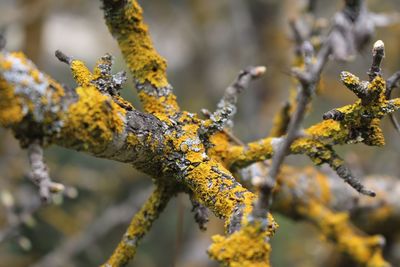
[101,0,180,119]
[102,184,175,267]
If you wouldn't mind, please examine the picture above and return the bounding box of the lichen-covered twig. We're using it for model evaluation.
[1,0,400,266]
[101,0,179,120]
[31,188,151,267]
[250,0,377,219]
[102,184,175,267]
[271,165,399,266]
[252,38,328,219]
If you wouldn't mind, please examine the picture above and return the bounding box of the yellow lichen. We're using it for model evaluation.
[105,0,168,88]
[208,221,273,267]
[62,86,126,151]
[104,185,172,267]
[70,60,93,87]
[341,71,360,86]
[138,91,179,121]
[208,132,233,165]
[298,200,388,267]
[0,76,24,127]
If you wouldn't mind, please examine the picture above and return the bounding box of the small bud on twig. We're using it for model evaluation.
[368,40,385,81]
[55,50,72,65]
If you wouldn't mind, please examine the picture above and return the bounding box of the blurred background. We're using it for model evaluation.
[0,0,399,266]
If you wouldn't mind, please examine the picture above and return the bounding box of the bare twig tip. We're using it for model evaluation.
[373,40,385,53]
[252,66,267,77]
[55,50,72,65]
[362,189,376,197]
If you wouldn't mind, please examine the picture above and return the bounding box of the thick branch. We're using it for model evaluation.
[101,0,179,118]
[0,50,169,178]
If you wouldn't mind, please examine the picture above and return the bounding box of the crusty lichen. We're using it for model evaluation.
[208,219,275,267]
[0,76,24,127]
[70,60,93,87]
[137,91,179,122]
[61,86,126,152]
[1,2,399,267]
[0,51,65,134]
[102,0,180,120]
[103,0,168,88]
[223,74,400,170]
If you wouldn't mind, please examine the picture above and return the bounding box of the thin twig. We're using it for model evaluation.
[252,41,319,219]
[385,70,400,134]
[27,141,65,203]
[30,188,150,267]
[368,40,385,81]
[201,66,266,135]
[102,183,175,267]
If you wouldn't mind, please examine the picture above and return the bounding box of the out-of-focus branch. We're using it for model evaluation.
[201,66,266,136]
[190,196,209,231]
[250,0,387,220]
[27,140,65,202]
[102,184,175,266]
[31,188,151,267]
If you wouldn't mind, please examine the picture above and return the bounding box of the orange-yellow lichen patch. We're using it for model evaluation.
[298,200,388,267]
[138,91,179,121]
[70,60,93,87]
[0,76,23,127]
[208,222,273,267]
[9,51,28,64]
[0,50,68,130]
[187,160,250,222]
[208,132,232,165]
[225,137,274,168]
[341,71,361,88]
[62,86,126,151]
[305,119,347,142]
[368,76,386,102]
